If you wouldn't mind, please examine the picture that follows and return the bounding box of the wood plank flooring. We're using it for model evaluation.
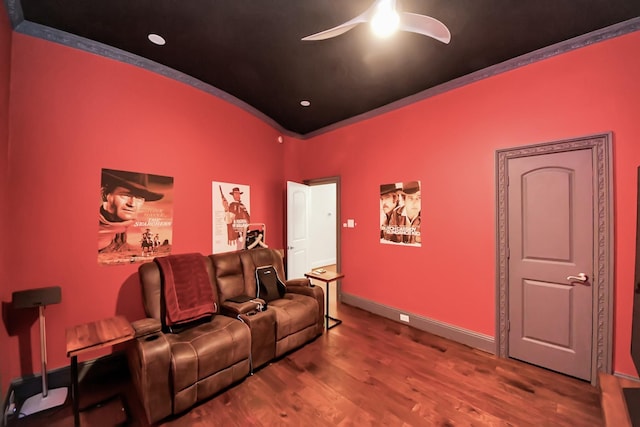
[599,371,640,426]
[8,303,604,426]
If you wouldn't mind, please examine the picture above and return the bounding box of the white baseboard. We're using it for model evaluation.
[311,258,336,269]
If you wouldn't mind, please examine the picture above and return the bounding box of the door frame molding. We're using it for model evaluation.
[495,133,614,383]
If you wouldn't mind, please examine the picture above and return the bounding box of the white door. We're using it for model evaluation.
[287,181,311,279]
[507,149,593,380]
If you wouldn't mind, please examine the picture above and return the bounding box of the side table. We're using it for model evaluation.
[304,270,345,330]
[66,315,135,426]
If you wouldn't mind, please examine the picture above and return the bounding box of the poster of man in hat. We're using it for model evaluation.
[98,168,174,265]
[380,180,421,246]
[212,181,251,253]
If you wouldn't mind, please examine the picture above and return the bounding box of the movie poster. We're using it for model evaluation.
[380,180,421,247]
[212,182,251,253]
[98,168,174,265]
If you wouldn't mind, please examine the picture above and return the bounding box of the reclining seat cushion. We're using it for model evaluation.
[239,249,319,341]
[269,294,319,341]
[167,315,250,405]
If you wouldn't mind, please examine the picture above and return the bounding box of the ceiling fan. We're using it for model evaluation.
[301,0,451,43]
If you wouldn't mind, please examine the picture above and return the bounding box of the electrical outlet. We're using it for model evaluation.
[400,314,410,323]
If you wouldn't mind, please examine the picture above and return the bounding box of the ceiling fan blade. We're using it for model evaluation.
[301,2,378,41]
[301,22,362,41]
[399,12,451,44]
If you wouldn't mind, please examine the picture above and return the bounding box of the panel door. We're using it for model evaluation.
[508,149,593,380]
[286,181,311,280]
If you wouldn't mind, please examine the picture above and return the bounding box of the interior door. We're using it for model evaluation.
[507,149,593,380]
[287,181,311,280]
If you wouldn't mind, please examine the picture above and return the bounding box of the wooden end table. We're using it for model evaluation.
[66,315,135,426]
[304,270,345,330]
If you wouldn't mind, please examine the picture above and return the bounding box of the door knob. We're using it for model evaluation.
[567,273,588,283]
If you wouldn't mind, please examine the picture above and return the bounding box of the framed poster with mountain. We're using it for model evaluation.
[98,168,174,265]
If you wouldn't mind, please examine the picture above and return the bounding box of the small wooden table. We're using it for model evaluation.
[66,315,135,426]
[304,270,345,330]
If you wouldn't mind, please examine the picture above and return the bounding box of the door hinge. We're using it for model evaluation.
[507,320,510,331]
[507,247,510,259]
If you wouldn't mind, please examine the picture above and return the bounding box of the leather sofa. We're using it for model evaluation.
[127,248,324,424]
[211,249,325,368]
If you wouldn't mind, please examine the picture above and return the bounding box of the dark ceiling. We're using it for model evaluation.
[5,1,640,137]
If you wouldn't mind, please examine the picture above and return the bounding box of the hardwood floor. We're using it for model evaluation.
[8,303,603,426]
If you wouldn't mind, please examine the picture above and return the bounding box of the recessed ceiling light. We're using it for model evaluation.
[148,34,166,46]
[300,100,311,107]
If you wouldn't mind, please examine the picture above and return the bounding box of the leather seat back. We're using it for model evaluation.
[209,251,253,303]
[239,248,286,298]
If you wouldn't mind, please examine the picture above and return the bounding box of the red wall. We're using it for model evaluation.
[4,26,640,389]
[0,0,12,396]
[287,31,640,377]
[4,34,285,382]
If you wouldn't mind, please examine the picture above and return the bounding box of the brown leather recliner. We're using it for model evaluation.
[210,248,324,369]
[127,254,251,424]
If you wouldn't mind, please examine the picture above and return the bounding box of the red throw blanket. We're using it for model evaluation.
[155,254,217,327]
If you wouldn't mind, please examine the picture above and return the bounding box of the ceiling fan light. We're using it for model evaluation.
[371,1,400,38]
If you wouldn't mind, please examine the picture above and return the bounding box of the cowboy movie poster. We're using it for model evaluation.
[98,168,174,265]
[212,182,251,253]
[380,180,421,247]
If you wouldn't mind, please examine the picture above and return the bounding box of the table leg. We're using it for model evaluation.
[324,280,343,330]
[71,355,79,426]
[325,281,330,330]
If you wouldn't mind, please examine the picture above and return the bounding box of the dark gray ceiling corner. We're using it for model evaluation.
[4,0,22,26]
[5,1,640,138]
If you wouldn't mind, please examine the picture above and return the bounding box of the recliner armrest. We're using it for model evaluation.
[287,283,323,300]
[131,318,162,338]
[221,299,266,317]
[286,278,312,288]
[127,331,172,424]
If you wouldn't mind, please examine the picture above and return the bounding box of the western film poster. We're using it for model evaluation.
[212,181,251,253]
[380,180,421,247]
[98,168,174,265]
